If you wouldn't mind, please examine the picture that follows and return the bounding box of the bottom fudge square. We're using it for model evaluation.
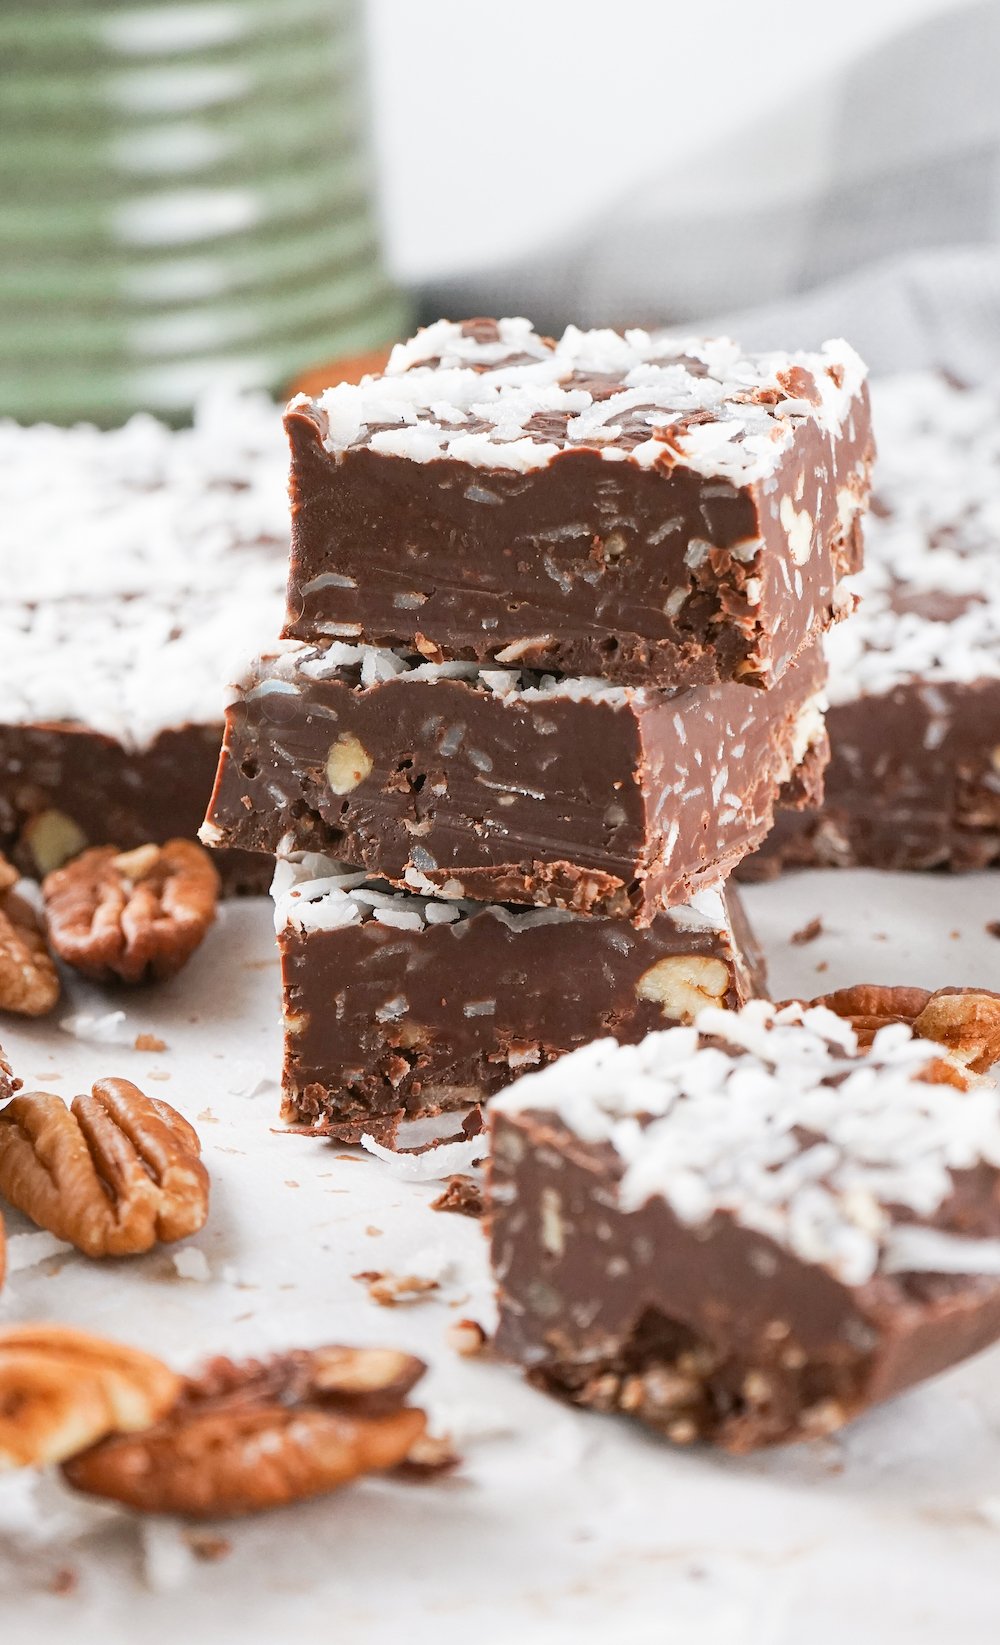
[273,855,763,1141]
[487,1001,1000,1451]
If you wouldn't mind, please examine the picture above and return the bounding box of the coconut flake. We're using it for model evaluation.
[172,1247,211,1283]
[360,1132,484,1180]
[5,1231,75,1273]
[59,1010,131,1045]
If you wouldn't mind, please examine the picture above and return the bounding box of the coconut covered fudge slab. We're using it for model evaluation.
[283,320,872,688]
[744,374,1000,877]
[273,855,764,1141]
[203,638,827,923]
[0,398,287,890]
[488,1001,1000,1453]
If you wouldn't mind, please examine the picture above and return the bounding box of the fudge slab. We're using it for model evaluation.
[204,638,828,923]
[273,854,764,1140]
[0,398,288,890]
[744,373,1000,877]
[0,719,268,897]
[283,318,872,688]
[488,1001,1000,1451]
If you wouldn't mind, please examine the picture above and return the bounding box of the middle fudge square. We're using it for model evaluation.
[203,637,827,923]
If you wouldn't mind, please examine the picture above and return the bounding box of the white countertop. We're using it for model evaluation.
[2,868,1000,1645]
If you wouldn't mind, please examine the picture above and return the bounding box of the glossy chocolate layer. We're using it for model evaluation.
[284,398,871,689]
[489,1110,1000,1452]
[279,889,763,1141]
[0,722,270,894]
[205,642,827,923]
[741,678,1000,878]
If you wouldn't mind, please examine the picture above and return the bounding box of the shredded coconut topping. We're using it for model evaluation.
[0,393,288,748]
[828,372,1000,702]
[247,637,637,706]
[307,318,866,484]
[492,999,1000,1286]
[270,853,732,941]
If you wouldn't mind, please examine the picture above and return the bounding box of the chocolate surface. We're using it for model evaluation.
[487,1003,1000,1450]
[283,320,872,687]
[205,641,827,923]
[273,860,763,1141]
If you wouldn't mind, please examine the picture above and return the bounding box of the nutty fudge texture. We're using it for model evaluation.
[744,374,1000,876]
[283,318,872,688]
[488,1001,1000,1451]
[0,398,287,890]
[204,638,827,923]
[273,855,765,1141]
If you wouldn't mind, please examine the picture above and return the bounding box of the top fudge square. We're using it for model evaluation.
[284,318,872,688]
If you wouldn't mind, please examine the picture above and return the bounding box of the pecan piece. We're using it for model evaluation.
[911,989,1000,1074]
[802,984,933,1048]
[0,1324,180,1469]
[0,1080,209,1257]
[800,984,1000,1073]
[0,854,59,1016]
[0,1044,18,1104]
[42,840,219,985]
[63,1345,429,1517]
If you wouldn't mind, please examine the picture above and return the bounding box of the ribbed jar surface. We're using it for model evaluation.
[0,0,408,422]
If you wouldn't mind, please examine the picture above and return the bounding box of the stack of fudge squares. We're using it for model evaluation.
[204,318,873,1142]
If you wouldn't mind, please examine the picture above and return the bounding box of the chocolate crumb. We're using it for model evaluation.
[134,1032,167,1053]
[790,917,823,946]
[393,1431,460,1479]
[988,922,1000,940]
[431,1175,485,1219]
[49,1567,78,1597]
[184,1531,232,1563]
[354,1269,439,1307]
[815,960,829,973]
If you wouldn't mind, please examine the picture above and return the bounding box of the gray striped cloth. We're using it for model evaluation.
[427,0,1000,378]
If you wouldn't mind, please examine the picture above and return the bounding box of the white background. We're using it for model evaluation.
[366,0,970,284]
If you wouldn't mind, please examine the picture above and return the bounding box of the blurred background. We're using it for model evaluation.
[4,0,998,423]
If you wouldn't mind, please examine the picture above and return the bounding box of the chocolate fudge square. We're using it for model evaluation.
[283,318,872,688]
[0,397,287,889]
[273,855,764,1141]
[204,638,827,923]
[488,1001,1000,1451]
[745,373,1000,876]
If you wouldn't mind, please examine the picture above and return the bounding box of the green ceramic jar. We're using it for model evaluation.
[0,0,408,423]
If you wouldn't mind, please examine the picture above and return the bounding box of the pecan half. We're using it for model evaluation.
[800,984,1000,1073]
[0,854,59,1016]
[63,1345,429,1517]
[0,1324,179,1469]
[42,840,219,985]
[0,1080,209,1257]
